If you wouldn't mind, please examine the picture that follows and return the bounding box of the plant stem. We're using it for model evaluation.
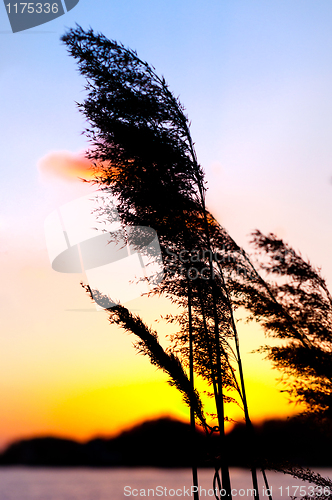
[188,284,199,500]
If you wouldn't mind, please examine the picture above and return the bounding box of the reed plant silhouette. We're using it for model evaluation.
[204,228,332,490]
[224,230,332,418]
[62,25,274,499]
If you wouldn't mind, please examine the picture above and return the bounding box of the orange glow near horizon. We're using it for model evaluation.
[0,368,300,451]
[0,152,304,450]
[0,299,301,448]
[0,257,301,449]
[0,369,300,449]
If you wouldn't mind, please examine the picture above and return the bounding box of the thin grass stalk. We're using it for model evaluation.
[178,102,240,498]
[261,469,273,500]
[211,299,232,499]
[170,198,205,498]
[216,261,261,499]
[182,178,233,497]
[201,221,274,497]
[197,286,228,494]
[188,282,199,500]
[192,261,232,494]
[195,200,234,498]
[213,469,223,500]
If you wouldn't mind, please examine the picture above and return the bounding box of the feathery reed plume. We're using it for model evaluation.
[225,230,332,417]
[62,26,269,498]
[82,284,207,428]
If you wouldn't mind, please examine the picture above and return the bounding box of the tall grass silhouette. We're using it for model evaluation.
[62,25,280,499]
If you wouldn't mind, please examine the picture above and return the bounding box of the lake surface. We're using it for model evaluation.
[0,467,331,499]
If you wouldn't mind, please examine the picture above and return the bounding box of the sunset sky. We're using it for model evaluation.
[1,0,332,449]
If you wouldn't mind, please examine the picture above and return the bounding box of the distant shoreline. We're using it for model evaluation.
[1,416,332,468]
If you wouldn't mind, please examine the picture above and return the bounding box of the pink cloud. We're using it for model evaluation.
[38,151,95,182]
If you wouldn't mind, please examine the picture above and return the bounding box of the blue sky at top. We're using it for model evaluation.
[1,1,332,253]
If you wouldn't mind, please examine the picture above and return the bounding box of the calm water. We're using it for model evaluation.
[0,468,331,499]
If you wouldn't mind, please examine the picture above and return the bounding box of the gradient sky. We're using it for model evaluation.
[1,0,332,449]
